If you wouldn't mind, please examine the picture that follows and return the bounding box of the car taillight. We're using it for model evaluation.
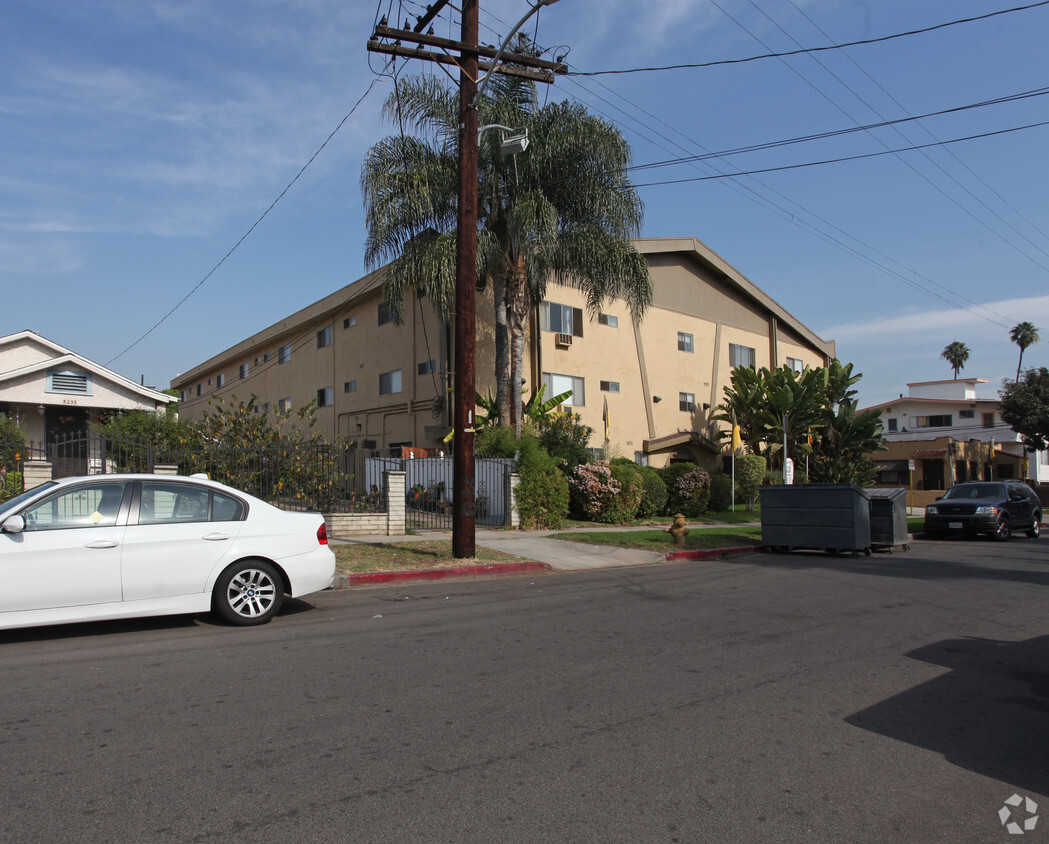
[317,523,329,545]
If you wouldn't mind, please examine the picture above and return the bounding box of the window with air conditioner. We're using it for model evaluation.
[540,301,583,337]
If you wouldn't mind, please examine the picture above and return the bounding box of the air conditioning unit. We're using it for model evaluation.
[555,333,573,347]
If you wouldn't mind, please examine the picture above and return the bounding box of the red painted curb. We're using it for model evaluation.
[665,545,763,561]
[345,561,552,586]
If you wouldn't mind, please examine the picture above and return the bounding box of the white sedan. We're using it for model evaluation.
[0,474,336,630]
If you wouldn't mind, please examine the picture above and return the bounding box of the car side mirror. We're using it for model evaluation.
[2,515,25,534]
[935,496,942,501]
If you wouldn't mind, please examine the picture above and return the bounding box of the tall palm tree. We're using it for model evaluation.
[1009,321,1039,381]
[361,65,651,431]
[940,341,970,379]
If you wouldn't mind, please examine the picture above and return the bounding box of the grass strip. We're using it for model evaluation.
[333,540,525,574]
[549,526,763,552]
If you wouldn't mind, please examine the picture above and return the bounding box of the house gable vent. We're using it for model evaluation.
[47,369,92,395]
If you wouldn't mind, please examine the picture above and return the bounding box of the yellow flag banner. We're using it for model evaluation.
[731,424,742,453]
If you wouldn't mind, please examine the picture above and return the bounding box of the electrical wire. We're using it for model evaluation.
[568,1,1049,77]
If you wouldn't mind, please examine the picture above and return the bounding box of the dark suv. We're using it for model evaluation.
[925,481,1042,541]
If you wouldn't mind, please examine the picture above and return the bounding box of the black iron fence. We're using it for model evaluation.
[22,433,382,514]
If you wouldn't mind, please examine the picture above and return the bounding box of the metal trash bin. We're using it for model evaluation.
[867,488,909,551]
[760,483,871,556]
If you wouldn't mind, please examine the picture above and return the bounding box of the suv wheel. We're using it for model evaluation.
[1027,513,1042,539]
[994,517,1012,542]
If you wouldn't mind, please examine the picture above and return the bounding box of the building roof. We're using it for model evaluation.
[0,330,175,405]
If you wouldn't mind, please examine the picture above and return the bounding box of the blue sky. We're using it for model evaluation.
[3,0,1047,408]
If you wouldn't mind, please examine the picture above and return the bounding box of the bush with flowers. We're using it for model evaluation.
[568,459,643,523]
[662,464,711,517]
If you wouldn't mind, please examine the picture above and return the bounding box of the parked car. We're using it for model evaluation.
[924,481,1042,541]
[0,474,335,631]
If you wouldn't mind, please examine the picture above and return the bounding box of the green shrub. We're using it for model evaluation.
[659,463,694,515]
[536,413,593,471]
[515,434,569,530]
[0,414,27,476]
[707,473,733,512]
[737,455,767,511]
[668,466,710,517]
[476,424,517,458]
[636,466,668,518]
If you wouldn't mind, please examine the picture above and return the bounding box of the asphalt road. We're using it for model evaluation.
[1,538,1047,843]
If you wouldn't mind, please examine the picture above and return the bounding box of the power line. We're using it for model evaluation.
[105,68,391,368]
[569,1,1049,77]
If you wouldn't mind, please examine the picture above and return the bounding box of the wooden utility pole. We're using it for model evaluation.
[368,2,565,559]
[451,0,480,558]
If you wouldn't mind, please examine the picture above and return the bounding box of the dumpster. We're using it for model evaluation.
[760,483,871,556]
[867,488,910,551]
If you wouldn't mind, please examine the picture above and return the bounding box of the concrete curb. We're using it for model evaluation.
[334,561,552,587]
[665,545,763,561]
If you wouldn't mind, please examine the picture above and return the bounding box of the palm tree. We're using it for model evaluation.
[1009,321,1039,381]
[940,341,970,379]
[361,64,651,432]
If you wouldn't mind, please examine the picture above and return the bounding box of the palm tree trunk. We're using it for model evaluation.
[493,272,509,426]
[1016,349,1024,382]
[506,255,530,437]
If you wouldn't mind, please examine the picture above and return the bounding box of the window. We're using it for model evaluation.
[196,384,203,397]
[418,360,435,375]
[677,332,694,353]
[679,392,696,412]
[958,409,975,419]
[379,369,402,396]
[263,402,272,414]
[47,369,92,395]
[317,386,333,407]
[540,301,583,337]
[887,418,898,432]
[600,380,620,393]
[786,357,803,373]
[216,374,225,388]
[179,391,186,402]
[598,313,618,327]
[239,363,249,379]
[343,315,356,329]
[24,481,128,531]
[278,397,291,413]
[317,326,333,349]
[253,357,260,367]
[263,352,271,363]
[378,302,393,325]
[982,412,996,428]
[634,451,649,466]
[138,482,245,525]
[729,343,756,368]
[278,344,291,365]
[542,372,585,407]
[912,415,952,428]
[344,380,357,393]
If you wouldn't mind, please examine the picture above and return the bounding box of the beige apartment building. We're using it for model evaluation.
[171,237,835,470]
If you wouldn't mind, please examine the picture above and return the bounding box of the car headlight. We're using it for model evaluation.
[926,505,938,514]
[975,505,998,515]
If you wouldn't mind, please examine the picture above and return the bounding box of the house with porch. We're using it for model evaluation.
[861,378,1048,506]
[0,330,176,474]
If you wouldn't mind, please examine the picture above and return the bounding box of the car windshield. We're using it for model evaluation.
[0,481,57,519]
[942,483,1005,501]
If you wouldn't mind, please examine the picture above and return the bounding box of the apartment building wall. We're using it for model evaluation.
[172,238,836,468]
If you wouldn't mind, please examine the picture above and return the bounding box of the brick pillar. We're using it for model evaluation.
[153,463,179,476]
[385,470,406,536]
[505,472,520,529]
[23,460,52,489]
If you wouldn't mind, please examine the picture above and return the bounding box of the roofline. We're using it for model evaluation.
[172,265,388,386]
[906,378,988,387]
[633,237,836,359]
[0,332,175,404]
[860,396,1001,413]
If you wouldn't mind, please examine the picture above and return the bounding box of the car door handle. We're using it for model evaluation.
[203,533,230,542]
[85,540,119,549]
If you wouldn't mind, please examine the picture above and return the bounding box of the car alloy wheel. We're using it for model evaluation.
[1027,515,1042,539]
[994,518,1012,542]
[214,560,284,625]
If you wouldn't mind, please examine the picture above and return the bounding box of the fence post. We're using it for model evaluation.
[23,460,53,488]
[384,470,406,536]
[505,472,521,529]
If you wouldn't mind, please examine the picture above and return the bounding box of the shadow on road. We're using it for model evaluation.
[846,634,1049,797]
[742,543,1049,589]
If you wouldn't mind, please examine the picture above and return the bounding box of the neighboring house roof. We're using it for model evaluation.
[0,330,175,405]
[861,396,1000,413]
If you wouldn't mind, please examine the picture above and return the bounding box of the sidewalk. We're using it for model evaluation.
[330,522,760,585]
